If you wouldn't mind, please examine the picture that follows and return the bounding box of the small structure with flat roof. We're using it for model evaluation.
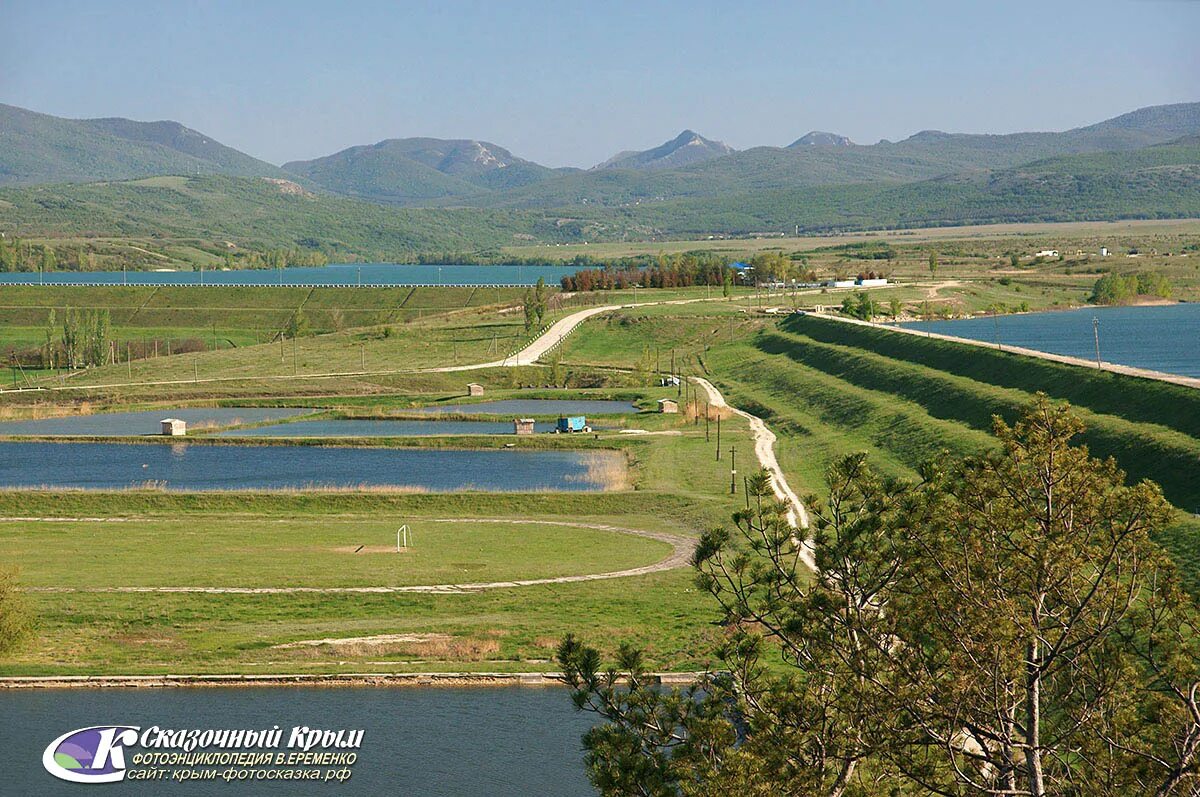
[160,418,187,436]
[657,398,679,414]
[513,418,536,435]
[467,383,485,397]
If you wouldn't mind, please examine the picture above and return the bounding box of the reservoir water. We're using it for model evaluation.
[0,408,312,436]
[902,303,1200,378]
[414,399,639,416]
[216,419,558,437]
[0,442,618,491]
[0,686,597,796]
[0,263,576,287]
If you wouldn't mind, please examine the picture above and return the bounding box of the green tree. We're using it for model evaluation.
[562,398,1200,796]
[532,276,548,327]
[42,309,56,369]
[1010,252,1021,268]
[887,297,902,321]
[287,308,309,339]
[927,250,938,277]
[39,245,56,273]
[61,308,80,369]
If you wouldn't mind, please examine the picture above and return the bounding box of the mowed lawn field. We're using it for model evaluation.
[0,516,675,589]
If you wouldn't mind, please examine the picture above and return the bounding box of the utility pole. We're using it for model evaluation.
[729,446,737,494]
[1092,317,1102,369]
[293,337,298,375]
[705,401,710,439]
[361,344,366,372]
[715,414,721,461]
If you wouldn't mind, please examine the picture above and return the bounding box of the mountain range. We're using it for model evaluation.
[0,101,1198,249]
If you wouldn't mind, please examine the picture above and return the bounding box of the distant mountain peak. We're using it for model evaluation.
[593,130,735,171]
[789,131,854,148]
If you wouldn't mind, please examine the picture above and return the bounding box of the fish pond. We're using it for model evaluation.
[0,408,312,437]
[215,419,558,437]
[413,399,639,416]
[0,441,623,491]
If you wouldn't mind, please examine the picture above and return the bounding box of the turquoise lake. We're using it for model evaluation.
[0,263,575,287]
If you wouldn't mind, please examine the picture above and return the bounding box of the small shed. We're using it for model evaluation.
[160,418,186,436]
[556,415,590,434]
[466,383,485,397]
[657,398,679,414]
[513,418,536,435]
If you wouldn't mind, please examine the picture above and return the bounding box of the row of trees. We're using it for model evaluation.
[55,309,112,369]
[0,237,62,273]
[0,235,328,274]
[561,399,1200,796]
[1091,271,1173,305]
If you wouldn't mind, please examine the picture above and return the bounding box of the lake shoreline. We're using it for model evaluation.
[0,671,702,690]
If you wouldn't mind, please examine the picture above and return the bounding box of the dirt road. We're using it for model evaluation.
[692,377,815,571]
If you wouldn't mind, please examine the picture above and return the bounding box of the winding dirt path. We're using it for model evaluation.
[24,519,696,595]
[691,378,815,570]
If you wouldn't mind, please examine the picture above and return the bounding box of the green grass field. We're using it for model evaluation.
[2,270,1199,678]
[0,515,673,588]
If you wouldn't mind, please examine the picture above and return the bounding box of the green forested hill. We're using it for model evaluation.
[0,175,602,258]
[624,139,1200,233]
[0,139,1196,255]
[282,137,564,205]
[0,104,285,185]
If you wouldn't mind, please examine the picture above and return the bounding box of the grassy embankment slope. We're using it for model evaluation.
[557,305,1200,591]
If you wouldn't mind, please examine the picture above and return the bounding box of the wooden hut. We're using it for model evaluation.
[513,418,536,435]
[466,383,485,397]
[657,398,679,414]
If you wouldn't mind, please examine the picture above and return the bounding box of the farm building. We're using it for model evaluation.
[160,418,187,436]
[513,418,536,435]
[466,383,485,397]
[657,398,679,414]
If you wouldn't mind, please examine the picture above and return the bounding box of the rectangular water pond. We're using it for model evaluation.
[0,686,597,797]
[413,399,639,416]
[215,419,558,437]
[0,442,622,492]
[0,408,313,437]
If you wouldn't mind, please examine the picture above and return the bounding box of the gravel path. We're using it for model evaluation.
[692,377,815,571]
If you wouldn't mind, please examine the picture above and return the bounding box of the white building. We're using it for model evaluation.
[160,418,186,436]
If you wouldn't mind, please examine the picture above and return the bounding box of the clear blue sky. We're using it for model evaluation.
[3,0,1197,168]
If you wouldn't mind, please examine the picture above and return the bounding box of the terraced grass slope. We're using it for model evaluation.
[704,314,1200,590]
